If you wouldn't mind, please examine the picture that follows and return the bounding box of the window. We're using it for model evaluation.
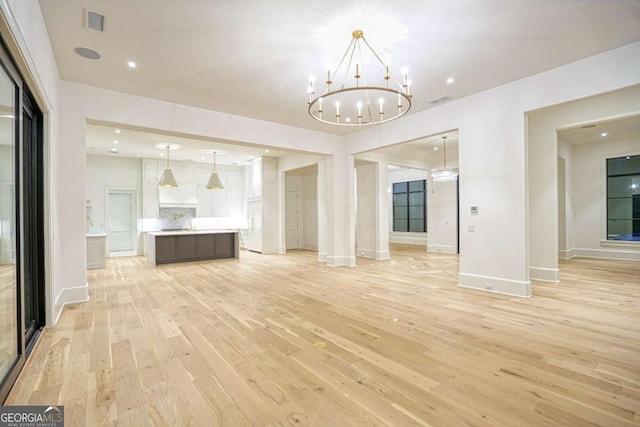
[393,179,426,232]
[606,154,640,241]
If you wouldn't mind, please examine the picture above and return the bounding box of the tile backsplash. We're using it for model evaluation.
[158,207,195,230]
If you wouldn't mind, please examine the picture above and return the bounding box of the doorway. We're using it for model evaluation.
[285,190,299,249]
[107,189,137,256]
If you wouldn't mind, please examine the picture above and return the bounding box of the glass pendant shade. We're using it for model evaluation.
[207,172,223,189]
[431,136,458,182]
[158,145,178,187]
[431,167,459,182]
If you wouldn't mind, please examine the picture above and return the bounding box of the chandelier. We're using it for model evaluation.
[307,30,412,127]
[431,136,459,182]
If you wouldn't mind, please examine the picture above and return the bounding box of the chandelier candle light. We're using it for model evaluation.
[307,30,412,126]
[431,136,459,182]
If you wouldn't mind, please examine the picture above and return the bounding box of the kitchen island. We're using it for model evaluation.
[145,230,239,265]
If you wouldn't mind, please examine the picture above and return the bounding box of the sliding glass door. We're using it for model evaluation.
[0,45,20,401]
[0,34,45,403]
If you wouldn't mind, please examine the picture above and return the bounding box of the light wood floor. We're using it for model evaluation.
[6,245,640,426]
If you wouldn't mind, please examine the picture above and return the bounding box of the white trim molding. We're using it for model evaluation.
[356,248,375,258]
[54,282,90,324]
[389,232,428,245]
[558,249,576,260]
[575,246,640,261]
[529,266,560,282]
[326,255,356,267]
[458,273,532,298]
[375,250,390,260]
[428,244,457,254]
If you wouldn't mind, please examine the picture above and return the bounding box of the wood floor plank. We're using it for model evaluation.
[5,245,640,426]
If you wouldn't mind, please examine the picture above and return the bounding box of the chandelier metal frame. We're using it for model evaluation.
[307,30,412,127]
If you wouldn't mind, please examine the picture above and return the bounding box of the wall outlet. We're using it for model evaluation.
[467,224,476,232]
[484,283,494,290]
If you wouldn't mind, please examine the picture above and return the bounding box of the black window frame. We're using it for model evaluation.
[606,154,640,241]
[392,179,426,232]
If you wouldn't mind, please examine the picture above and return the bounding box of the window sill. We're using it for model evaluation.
[600,239,640,248]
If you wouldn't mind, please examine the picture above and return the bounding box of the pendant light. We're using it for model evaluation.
[206,150,224,190]
[431,136,459,182]
[158,144,178,187]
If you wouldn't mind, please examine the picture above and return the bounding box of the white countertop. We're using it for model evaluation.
[146,229,238,236]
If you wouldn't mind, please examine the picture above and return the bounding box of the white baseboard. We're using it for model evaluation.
[318,251,327,262]
[263,248,279,255]
[277,245,287,254]
[356,248,375,258]
[303,242,319,251]
[558,249,576,259]
[529,266,559,282]
[54,282,90,325]
[428,244,457,254]
[375,250,390,260]
[574,247,640,261]
[458,273,531,298]
[389,232,428,245]
[326,255,356,267]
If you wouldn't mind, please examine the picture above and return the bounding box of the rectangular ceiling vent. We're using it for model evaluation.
[85,10,105,32]
[429,95,451,105]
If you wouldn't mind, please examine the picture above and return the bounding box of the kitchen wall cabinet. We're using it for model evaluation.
[158,163,197,206]
[142,158,159,218]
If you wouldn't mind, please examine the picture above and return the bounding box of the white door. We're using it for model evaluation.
[108,191,136,255]
[285,190,299,249]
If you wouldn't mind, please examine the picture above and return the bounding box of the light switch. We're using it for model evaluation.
[467,224,475,232]
[470,205,478,215]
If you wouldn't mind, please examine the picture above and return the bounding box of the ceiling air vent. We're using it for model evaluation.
[85,10,105,32]
[429,95,451,105]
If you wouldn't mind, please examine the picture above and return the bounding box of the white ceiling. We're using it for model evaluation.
[85,122,294,164]
[39,0,640,137]
[558,114,640,145]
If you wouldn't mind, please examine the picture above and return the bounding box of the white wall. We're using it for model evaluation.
[558,139,575,258]
[528,85,640,281]
[86,155,142,235]
[571,136,640,260]
[302,174,318,250]
[356,164,376,257]
[427,178,458,254]
[1,0,64,324]
[346,42,640,297]
[4,0,640,312]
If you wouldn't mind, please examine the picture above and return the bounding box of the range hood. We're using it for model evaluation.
[158,183,197,207]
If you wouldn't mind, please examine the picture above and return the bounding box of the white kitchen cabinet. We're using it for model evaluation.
[142,159,159,218]
[196,165,214,216]
[87,233,106,269]
[158,162,197,206]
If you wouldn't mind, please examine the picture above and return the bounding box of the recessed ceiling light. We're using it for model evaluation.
[446,77,454,84]
[108,148,118,154]
[345,117,352,123]
[74,47,101,60]
[113,140,118,144]
[160,152,164,156]
[601,132,608,137]
[434,147,438,151]
[127,60,137,68]
[265,149,269,153]
[115,129,121,134]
